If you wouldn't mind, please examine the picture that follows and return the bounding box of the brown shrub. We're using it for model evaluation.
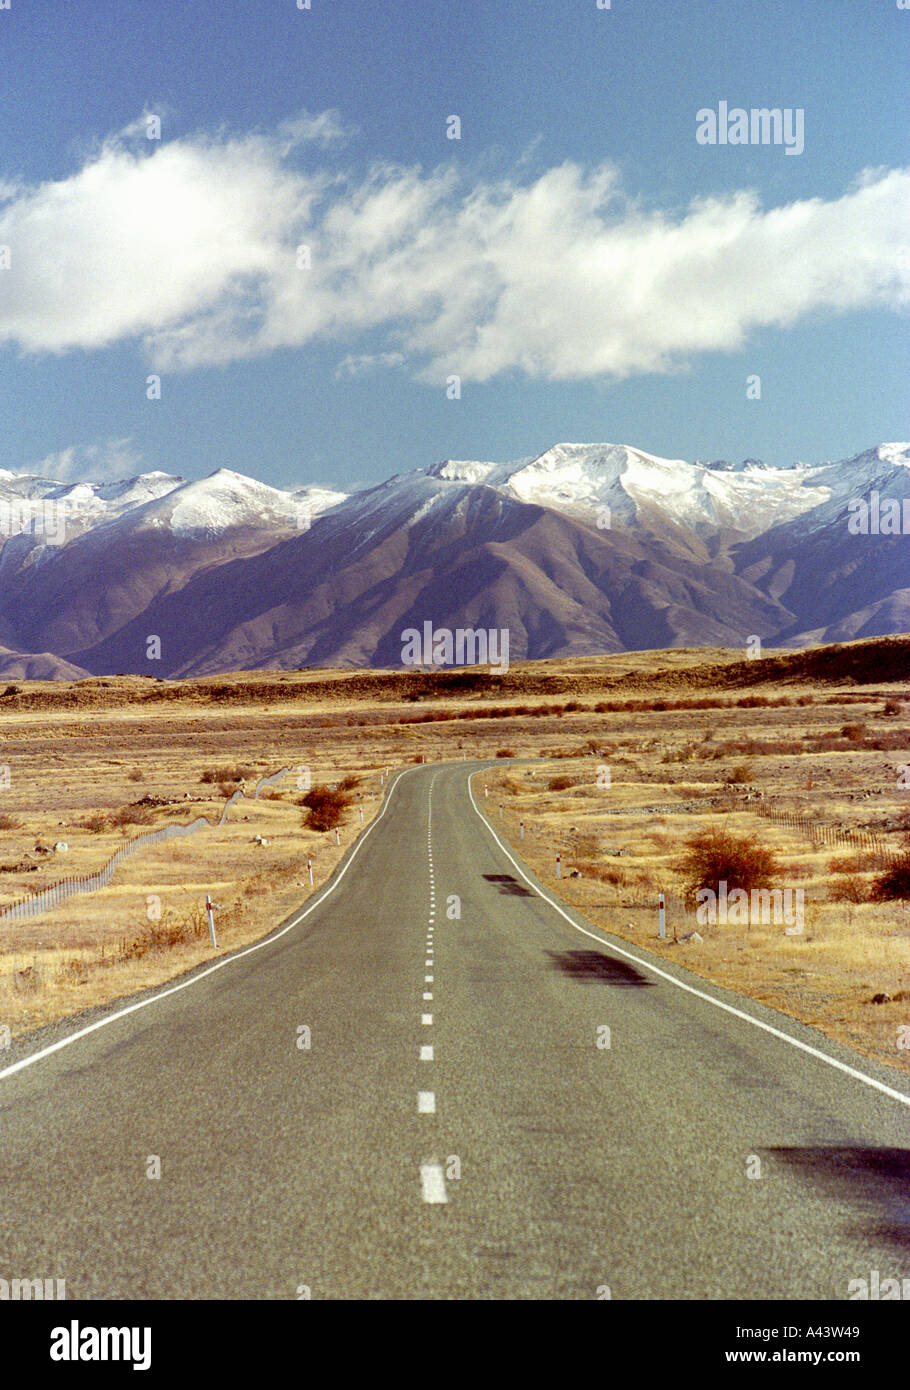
[675,826,782,899]
[869,850,910,902]
[0,812,20,830]
[300,784,350,832]
[109,804,154,828]
[496,747,516,758]
[574,860,625,886]
[829,875,869,903]
[56,957,91,985]
[548,774,574,792]
[201,764,257,784]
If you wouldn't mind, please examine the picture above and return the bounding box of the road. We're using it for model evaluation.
[1,761,908,1300]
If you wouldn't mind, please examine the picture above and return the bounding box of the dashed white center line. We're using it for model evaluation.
[420,1162,448,1204]
[419,779,449,1207]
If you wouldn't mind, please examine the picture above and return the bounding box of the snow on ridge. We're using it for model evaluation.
[422,440,903,536]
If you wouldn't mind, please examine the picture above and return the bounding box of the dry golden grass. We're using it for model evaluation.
[0,640,907,1066]
[472,682,910,1075]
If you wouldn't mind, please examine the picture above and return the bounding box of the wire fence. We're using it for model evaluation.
[753,800,900,864]
[0,768,290,924]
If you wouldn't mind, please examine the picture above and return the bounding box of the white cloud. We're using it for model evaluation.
[26,438,144,483]
[335,350,405,378]
[277,110,356,154]
[0,113,908,383]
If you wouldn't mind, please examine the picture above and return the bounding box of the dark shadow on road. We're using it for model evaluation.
[483,873,535,897]
[764,1147,910,1253]
[545,949,655,986]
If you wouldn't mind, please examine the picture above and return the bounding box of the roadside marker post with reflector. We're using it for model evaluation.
[205,894,217,949]
[658,892,666,939]
[556,853,562,879]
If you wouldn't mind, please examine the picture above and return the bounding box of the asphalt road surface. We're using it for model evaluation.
[2,761,909,1300]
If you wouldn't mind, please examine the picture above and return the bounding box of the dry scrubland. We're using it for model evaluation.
[0,636,907,1073]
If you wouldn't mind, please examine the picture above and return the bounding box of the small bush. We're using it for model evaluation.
[675,826,782,898]
[727,763,754,784]
[11,962,41,994]
[829,853,872,875]
[839,722,867,742]
[829,875,869,904]
[56,957,91,985]
[337,773,362,792]
[869,850,910,902]
[108,804,153,828]
[548,774,574,792]
[300,784,350,832]
[79,812,110,833]
[201,764,257,784]
[496,747,515,758]
[0,812,19,830]
[574,861,625,887]
[128,768,144,783]
[882,699,902,716]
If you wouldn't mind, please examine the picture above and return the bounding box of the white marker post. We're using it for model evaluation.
[359,806,364,824]
[556,853,562,879]
[658,892,666,940]
[334,827,341,846]
[499,803,503,819]
[484,786,488,798]
[520,819,524,840]
[307,856,314,886]
[205,894,217,949]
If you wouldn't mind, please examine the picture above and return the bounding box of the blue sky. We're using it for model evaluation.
[0,0,907,491]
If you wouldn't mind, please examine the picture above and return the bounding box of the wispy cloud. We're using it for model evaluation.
[25,438,144,483]
[1,113,908,384]
[335,350,405,378]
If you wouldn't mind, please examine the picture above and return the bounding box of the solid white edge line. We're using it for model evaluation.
[0,765,418,1084]
[466,769,910,1110]
[420,1162,447,1203]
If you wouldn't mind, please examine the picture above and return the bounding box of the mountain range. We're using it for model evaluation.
[0,441,906,678]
